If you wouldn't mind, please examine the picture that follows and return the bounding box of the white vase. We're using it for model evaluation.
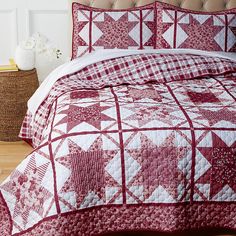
[15,46,35,70]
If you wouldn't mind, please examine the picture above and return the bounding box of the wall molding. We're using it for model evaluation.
[26,9,68,37]
[0,9,18,57]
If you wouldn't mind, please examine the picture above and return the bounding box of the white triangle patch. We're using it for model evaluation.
[212,185,236,201]
[162,24,175,48]
[194,149,211,181]
[192,14,211,24]
[146,185,176,203]
[105,153,122,184]
[124,152,141,184]
[212,130,236,146]
[162,10,175,23]
[107,12,126,21]
[80,191,104,208]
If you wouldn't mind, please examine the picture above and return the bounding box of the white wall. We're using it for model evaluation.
[0,0,70,82]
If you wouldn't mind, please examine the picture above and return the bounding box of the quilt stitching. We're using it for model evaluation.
[19,54,236,147]
[4,53,234,235]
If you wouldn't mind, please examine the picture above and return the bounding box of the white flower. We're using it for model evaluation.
[35,40,47,54]
[32,32,47,41]
[18,32,62,60]
[45,46,62,61]
[33,32,48,45]
[20,38,36,50]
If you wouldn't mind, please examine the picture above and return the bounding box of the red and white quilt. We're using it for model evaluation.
[1,51,236,235]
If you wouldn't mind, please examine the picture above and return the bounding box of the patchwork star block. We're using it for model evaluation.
[155,2,236,52]
[195,132,236,200]
[72,2,155,58]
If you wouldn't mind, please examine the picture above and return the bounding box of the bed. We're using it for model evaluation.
[1,0,236,235]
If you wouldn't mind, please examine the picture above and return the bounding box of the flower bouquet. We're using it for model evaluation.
[15,32,62,70]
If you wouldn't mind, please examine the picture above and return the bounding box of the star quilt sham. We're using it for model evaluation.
[71,3,155,59]
[155,1,236,52]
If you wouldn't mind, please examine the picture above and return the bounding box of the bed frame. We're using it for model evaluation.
[68,0,236,235]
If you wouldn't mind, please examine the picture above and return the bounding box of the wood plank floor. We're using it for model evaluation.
[0,141,33,183]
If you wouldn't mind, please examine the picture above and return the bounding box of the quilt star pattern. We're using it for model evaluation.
[1,53,236,235]
[72,3,155,58]
[155,2,236,52]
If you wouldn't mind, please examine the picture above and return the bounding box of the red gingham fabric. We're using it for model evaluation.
[19,53,236,147]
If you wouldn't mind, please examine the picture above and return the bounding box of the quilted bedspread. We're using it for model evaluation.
[1,52,236,235]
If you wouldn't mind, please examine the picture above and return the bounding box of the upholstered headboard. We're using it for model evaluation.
[71,0,236,11]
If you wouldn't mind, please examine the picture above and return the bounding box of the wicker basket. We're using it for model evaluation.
[0,69,39,141]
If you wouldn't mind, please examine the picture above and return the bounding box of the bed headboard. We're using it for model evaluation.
[71,0,236,11]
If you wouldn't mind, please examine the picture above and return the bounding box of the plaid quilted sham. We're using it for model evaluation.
[1,53,236,235]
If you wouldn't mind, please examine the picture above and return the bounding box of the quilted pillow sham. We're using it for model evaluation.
[155,1,236,52]
[71,2,156,59]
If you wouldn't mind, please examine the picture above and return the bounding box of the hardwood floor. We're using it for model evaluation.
[0,141,33,183]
